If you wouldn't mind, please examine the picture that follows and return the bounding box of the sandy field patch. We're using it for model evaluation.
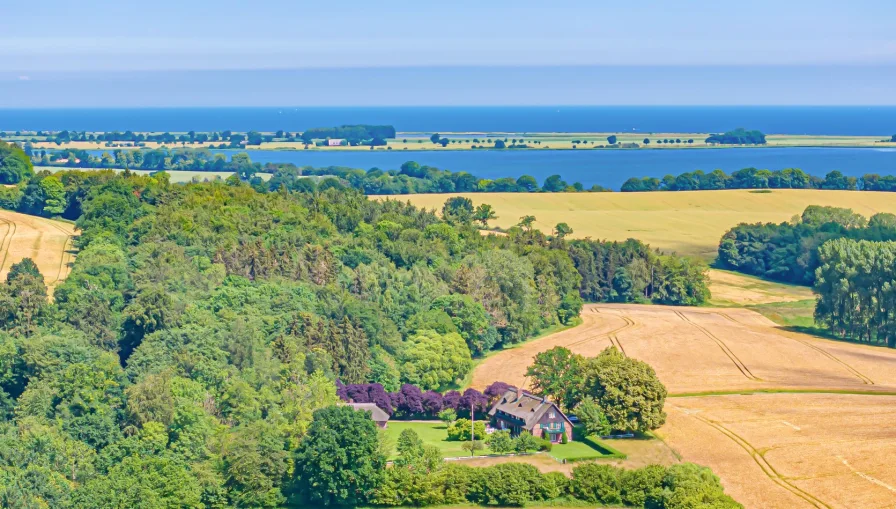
[0,209,76,292]
[708,269,815,307]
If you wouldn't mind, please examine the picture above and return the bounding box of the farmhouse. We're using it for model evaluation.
[488,389,573,443]
[327,138,346,146]
[347,402,390,428]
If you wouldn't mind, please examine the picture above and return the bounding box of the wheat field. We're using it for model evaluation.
[382,190,896,258]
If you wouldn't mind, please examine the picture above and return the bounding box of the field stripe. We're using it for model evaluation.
[674,310,759,381]
[839,457,896,494]
[0,218,17,275]
[720,312,875,385]
[685,410,831,509]
[567,312,636,352]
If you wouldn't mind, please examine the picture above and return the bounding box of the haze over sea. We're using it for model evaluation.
[3,106,896,135]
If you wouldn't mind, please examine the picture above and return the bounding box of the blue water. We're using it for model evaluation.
[222,147,896,190]
[4,106,896,135]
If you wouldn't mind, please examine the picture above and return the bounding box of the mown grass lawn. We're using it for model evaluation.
[384,421,469,459]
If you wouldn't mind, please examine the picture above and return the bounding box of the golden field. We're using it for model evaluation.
[469,300,896,508]
[382,190,896,258]
[0,209,76,292]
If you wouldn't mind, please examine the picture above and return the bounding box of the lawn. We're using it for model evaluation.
[384,421,621,462]
[383,421,469,459]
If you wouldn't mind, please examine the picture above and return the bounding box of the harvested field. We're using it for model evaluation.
[661,393,896,509]
[0,209,76,292]
[708,269,814,307]
[471,304,896,507]
[471,304,896,394]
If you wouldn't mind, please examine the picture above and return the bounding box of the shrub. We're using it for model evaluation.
[486,429,513,454]
[621,465,666,506]
[572,463,622,505]
[540,471,571,499]
[512,431,540,452]
[446,419,485,441]
[648,463,742,509]
[468,463,544,507]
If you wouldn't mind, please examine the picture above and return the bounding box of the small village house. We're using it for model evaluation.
[327,138,346,146]
[488,389,573,443]
[347,402,390,428]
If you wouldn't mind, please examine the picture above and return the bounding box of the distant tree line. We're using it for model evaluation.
[704,128,766,145]
[264,161,612,194]
[0,140,34,184]
[814,238,896,347]
[718,206,896,285]
[301,124,396,144]
[621,168,892,192]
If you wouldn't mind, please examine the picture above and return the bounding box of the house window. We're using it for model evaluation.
[549,412,555,419]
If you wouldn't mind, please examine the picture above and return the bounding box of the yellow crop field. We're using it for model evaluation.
[382,190,896,258]
[469,301,896,508]
[0,209,76,292]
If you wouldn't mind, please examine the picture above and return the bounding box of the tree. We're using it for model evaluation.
[292,405,385,506]
[518,215,536,231]
[438,408,457,425]
[607,135,617,145]
[575,396,611,437]
[580,347,667,432]
[542,174,567,192]
[0,141,34,184]
[473,203,497,228]
[430,133,441,144]
[525,346,583,411]
[486,429,513,454]
[439,138,450,147]
[442,196,474,224]
[399,330,473,390]
[643,138,650,144]
[70,456,203,509]
[554,222,573,239]
[447,418,486,441]
[494,139,506,149]
[461,440,484,456]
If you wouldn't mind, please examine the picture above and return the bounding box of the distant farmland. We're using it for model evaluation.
[381,189,896,258]
[0,209,75,293]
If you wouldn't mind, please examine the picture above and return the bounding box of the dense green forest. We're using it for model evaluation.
[718,206,896,285]
[621,168,884,192]
[704,128,766,145]
[814,239,896,347]
[0,169,716,506]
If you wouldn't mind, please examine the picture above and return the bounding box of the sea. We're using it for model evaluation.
[3,106,896,135]
[8,106,896,189]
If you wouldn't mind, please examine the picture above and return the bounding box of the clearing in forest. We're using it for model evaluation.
[385,189,896,258]
[0,209,76,291]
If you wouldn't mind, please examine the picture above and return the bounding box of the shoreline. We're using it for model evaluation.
[12,131,895,153]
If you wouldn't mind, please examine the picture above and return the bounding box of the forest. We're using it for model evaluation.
[704,128,766,145]
[621,168,878,192]
[718,205,896,285]
[0,169,716,506]
[814,239,896,347]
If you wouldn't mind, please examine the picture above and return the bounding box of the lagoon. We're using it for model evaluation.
[230,147,896,190]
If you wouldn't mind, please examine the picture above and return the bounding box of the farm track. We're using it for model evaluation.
[674,310,759,381]
[719,311,875,386]
[686,410,832,509]
[567,309,637,352]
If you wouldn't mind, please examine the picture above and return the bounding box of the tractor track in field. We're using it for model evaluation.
[719,312,875,386]
[675,310,759,381]
[0,218,17,275]
[685,410,831,509]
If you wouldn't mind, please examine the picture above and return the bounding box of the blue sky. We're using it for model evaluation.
[3,0,896,106]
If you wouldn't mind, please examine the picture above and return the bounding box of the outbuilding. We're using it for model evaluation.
[347,402,390,428]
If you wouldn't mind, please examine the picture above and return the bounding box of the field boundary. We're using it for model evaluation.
[669,388,896,398]
[0,218,17,274]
